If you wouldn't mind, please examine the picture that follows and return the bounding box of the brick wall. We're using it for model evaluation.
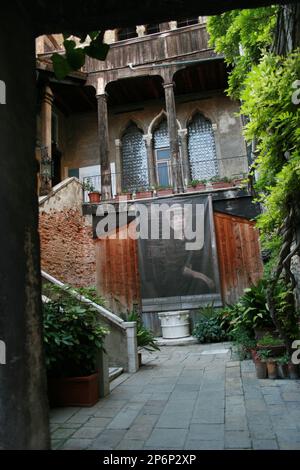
[39,208,96,287]
[39,178,96,287]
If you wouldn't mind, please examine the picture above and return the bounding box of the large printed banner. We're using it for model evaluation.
[138,195,222,312]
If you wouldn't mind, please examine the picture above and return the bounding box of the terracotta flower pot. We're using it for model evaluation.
[266,360,277,379]
[158,188,173,197]
[211,182,232,189]
[255,360,267,379]
[288,363,299,380]
[47,372,100,407]
[88,192,101,203]
[251,349,258,362]
[188,184,206,192]
[136,191,153,199]
[277,364,289,379]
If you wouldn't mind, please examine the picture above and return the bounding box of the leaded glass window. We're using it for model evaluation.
[153,119,172,187]
[188,114,218,180]
[153,119,169,149]
[121,124,149,191]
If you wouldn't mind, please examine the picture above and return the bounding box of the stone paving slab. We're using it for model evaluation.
[50,344,300,450]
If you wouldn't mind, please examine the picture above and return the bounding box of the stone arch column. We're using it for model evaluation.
[143,133,156,188]
[114,139,122,194]
[40,85,54,195]
[178,128,190,186]
[163,80,184,193]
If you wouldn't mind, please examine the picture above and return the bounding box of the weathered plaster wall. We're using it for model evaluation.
[39,179,96,287]
[62,112,98,172]
[62,94,247,180]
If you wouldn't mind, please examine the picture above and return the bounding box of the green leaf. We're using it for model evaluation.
[52,53,72,80]
[85,42,109,61]
[64,39,86,70]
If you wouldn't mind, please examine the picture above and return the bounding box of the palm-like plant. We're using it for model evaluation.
[126,311,160,352]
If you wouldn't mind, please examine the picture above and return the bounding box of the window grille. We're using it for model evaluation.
[153,119,169,149]
[121,125,149,191]
[188,114,218,180]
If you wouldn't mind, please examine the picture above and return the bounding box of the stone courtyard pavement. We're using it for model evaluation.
[50,343,300,450]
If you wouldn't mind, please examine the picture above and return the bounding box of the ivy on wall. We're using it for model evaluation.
[207,6,300,348]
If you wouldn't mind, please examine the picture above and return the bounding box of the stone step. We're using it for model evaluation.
[155,335,198,346]
[109,367,124,382]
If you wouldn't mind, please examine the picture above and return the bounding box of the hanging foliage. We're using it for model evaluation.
[208,7,300,349]
[52,32,109,79]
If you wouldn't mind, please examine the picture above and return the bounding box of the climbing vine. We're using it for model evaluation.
[207,7,278,99]
[208,6,300,348]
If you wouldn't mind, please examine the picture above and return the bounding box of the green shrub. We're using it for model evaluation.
[43,285,108,378]
[125,311,160,352]
[230,325,257,360]
[257,349,272,361]
[277,354,290,365]
[74,285,106,306]
[192,316,226,343]
[257,333,283,346]
[219,280,273,338]
[192,304,227,344]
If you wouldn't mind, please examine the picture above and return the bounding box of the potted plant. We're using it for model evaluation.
[230,325,257,360]
[277,354,290,379]
[119,188,132,200]
[43,287,108,407]
[136,186,153,199]
[210,176,232,189]
[288,361,299,380]
[266,357,278,380]
[156,185,173,197]
[125,311,160,367]
[82,179,101,203]
[257,333,286,357]
[188,179,206,192]
[115,192,131,202]
[255,349,270,379]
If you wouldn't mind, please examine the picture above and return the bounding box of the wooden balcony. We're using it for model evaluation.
[84,23,217,74]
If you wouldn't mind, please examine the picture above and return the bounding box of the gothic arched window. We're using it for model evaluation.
[188,113,218,181]
[121,124,148,191]
[153,119,172,187]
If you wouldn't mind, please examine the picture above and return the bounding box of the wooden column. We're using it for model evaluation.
[97,93,112,201]
[163,81,184,193]
[143,133,156,188]
[40,85,54,195]
[115,139,122,195]
[178,128,190,186]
